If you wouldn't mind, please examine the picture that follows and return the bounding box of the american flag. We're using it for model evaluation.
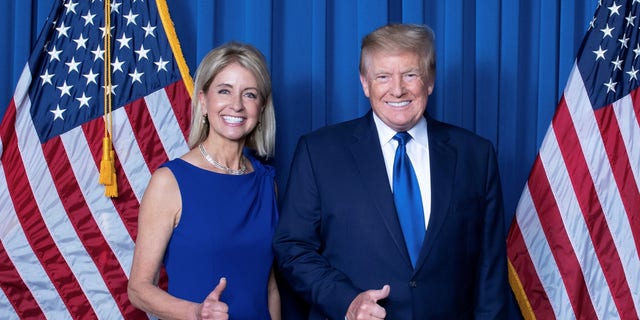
[507,0,640,319]
[0,0,192,318]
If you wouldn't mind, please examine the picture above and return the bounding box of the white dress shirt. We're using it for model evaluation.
[373,113,432,231]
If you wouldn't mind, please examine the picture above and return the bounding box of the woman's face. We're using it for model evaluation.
[199,62,263,143]
[360,50,433,132]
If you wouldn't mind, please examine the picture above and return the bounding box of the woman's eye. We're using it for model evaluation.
[217,89,230,94]
[244,92,258,99]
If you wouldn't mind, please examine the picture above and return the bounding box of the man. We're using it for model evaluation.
[273,24,509,319]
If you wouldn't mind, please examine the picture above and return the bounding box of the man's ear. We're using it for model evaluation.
[359,74,370,98]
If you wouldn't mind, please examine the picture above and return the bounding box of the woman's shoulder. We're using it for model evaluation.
[160,151,206,173]
[245,150,275,178]
[159,157,186,170]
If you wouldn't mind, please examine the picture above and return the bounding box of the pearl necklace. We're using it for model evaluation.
[198,144,247,175]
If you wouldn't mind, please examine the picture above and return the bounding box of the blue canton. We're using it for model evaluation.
[28,0,182,142]
[578,0,640,110]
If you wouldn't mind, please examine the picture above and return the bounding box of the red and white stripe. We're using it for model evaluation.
[508,63,640,319]
[0,63,191,319]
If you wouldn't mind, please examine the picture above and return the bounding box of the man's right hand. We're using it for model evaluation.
[345,284,390,320]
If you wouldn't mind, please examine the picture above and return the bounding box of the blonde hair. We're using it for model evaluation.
[359,24,436,82]
[187,42,275,158]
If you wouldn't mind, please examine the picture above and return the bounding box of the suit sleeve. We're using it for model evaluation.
[474,143,509,319]
[273,136,360,319]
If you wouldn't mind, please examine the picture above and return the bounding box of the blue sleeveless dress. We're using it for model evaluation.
[161,153,278,319]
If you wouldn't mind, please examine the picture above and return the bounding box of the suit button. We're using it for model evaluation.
[409,281,417,288]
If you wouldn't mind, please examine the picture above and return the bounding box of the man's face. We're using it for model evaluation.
[360,50,433,132]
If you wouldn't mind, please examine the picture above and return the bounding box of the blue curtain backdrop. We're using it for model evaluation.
[1,0,595,231]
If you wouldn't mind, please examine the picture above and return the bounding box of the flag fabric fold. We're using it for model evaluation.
[0,0,192,318]
[507,1,640,319]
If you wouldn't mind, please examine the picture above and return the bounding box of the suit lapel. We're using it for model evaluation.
[415,117,456,271]
[349,113,412,266]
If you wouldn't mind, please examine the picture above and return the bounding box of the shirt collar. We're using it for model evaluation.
[372,112,429,148]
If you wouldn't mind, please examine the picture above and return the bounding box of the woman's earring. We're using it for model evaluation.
[202,114,208,124]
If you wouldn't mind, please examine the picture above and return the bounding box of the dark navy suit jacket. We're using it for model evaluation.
[273,111,509,319]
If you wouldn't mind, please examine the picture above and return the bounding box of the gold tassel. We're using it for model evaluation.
[104,172,118,197]
[99,0,117,198]
[103,149,118,197]
[98,137,113,185]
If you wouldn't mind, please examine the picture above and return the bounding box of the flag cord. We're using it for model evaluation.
[98,0,117,197]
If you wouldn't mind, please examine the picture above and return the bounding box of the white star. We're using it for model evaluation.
[593,46,607,60]
[590,17,597,29]
[91,46,105,61]
[634,0,640,4]
[103,84,119,95]
[129,68,144,84]
[611,56,624,70]
[142,22,156,37]
[74,34,88,49]
[83,69,99,85]
[48,46,62,61]
[112,57,126,73]
[111,0,122,14]
[634,44,640,59]
[618,35,630,49]
[56,22,71,38]
[626,13,636,27]
[76,93,91,108]
[40,70,54,85]
[116,33,132,49]
[50,105,66,120]
[82,10,96,26]
[124,10,139,26]
[601,24,614,38]
[57,81,73,97]
[155,57,169,72]
[608,2,621,16]
[99,26,114,38]
[64,1,78,14]
[135,45,150,61]
[604,78,617,93]
[627,66,639,81]
[66,57,81,73]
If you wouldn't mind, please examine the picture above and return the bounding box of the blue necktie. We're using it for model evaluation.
[392,132,425,267]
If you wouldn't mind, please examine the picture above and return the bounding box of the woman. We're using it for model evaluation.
[128,42,280,320]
